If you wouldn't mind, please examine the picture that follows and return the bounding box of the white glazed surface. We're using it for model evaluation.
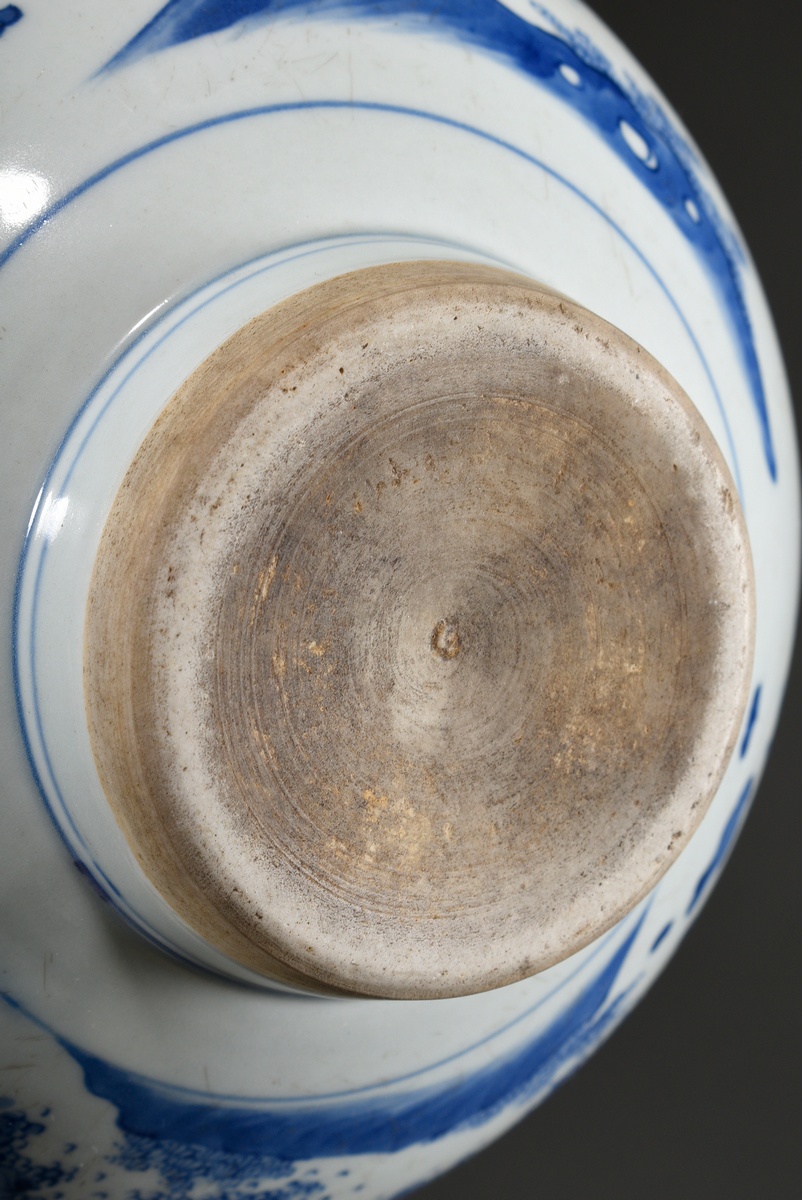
[1,3,799,1199]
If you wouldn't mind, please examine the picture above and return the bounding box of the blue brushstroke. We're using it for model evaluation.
[100,0,776,480]
[0,5,22,37]
[687,777,754,914]
[0,915,642,1180]
[650,922,672,953]
[740,684,761,757]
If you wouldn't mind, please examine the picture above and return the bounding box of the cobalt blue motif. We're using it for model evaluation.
[110,1134,325,1200]
[0,916,641,1193]
[0,1097,78,1197]
[102,0,777,481]
[0,5,22,38]
[649,922,673,953]
[687,777,754,914]
[740,685,762,757]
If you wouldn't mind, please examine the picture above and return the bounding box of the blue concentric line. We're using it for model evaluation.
[0,905,641,1109]
[0,912,647,1161]
[10,101,744,976]
[9,102,757,1110]
[11,99,745,989]
[0,101,743,487]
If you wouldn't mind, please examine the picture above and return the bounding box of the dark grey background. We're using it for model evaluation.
[414,1,801,1196]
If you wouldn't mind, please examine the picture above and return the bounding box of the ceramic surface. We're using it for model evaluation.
[1,3,799,1198]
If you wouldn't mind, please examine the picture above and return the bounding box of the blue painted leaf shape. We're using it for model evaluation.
[0,5,23,38]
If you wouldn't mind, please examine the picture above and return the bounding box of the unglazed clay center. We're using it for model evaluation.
[85,262,754,998]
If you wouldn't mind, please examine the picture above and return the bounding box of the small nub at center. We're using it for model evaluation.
[431,618,461,660]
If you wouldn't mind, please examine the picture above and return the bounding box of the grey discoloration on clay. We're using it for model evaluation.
[84,262,755,999]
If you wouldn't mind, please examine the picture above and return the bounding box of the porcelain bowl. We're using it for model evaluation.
[1,3,798,1198]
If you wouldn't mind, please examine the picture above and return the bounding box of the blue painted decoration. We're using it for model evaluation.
[687,777,754,914]
[110,1136,326,1199]
[101,0,776,481]
[0,914,641,1191]
[740,684,761,757]
[649,922,673,953]
[0,1100,78,1196]
[0,5,22,38]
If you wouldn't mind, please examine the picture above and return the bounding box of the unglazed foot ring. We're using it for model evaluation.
[84,262,755,999]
